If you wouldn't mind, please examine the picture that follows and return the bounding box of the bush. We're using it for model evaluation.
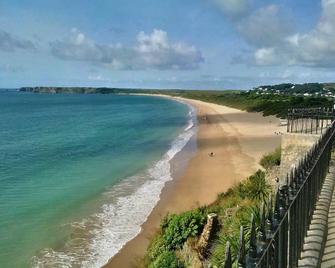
[144,209,206,267]
[210,228,240,266]
[162,210,206,250]
[244,170,271,202]
[260,147,281,169]
[147,235,169,261]
[149,250,184,268]
[235,181,248,199]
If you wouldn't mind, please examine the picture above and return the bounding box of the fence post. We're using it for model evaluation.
[238,226,246,268]
[224,241,232,268]
[266,194,273,240]
[258,203,267,256]
[247,215,258,267]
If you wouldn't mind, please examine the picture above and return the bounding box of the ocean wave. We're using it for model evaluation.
[32,103,196,268]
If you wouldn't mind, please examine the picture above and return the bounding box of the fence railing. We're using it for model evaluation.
[224,113,335,268]
[287,107,334,134]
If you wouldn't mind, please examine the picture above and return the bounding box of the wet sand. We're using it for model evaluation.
[104,96,285,267]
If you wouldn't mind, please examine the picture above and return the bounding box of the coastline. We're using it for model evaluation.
[104,95,286,267]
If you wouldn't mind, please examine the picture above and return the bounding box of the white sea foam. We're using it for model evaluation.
[32,103,197,268]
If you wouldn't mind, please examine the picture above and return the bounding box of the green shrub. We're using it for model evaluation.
[244,170,271,202]
[162,210,206,250]
[240,205,262,239]
[149,251,184,268]
[160,213,171,230]
[210,205,263,266]
[210,229,240,266]
[145,210,206,267]
[217,187,235,200]
[260,147,281,169]
[235,181,248,199]
[147,235,169,261]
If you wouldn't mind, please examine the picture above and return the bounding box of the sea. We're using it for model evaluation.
[0,90,196,267]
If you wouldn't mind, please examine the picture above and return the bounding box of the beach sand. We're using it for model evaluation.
[104,96,286,267]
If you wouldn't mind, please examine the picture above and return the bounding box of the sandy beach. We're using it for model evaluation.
[104,95,286,268]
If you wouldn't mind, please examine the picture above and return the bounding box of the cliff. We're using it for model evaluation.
[19,87,132,94]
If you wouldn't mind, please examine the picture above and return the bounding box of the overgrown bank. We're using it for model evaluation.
[141,148,281,267]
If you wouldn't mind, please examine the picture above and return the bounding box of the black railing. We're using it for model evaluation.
[287,107,334,134]
[224,114,335,268]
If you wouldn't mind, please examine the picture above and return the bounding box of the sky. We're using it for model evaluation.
[0,0,334,89]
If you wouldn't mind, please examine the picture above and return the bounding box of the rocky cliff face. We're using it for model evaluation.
[19,87,100,94]
[18,87,154,94]
[197,213,219,260]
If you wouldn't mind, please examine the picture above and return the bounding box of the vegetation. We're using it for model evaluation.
[260,147,281,169]
[244,170,272,201]
[206,169,271,267]
[161,211,206,250]
[256,83,325,94]
[166,91,333,118]
[149,251,183,268]
[143,209,206,267]
[208,148,280,266]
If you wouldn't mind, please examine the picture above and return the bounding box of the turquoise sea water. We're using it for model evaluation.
[0,91,194,267]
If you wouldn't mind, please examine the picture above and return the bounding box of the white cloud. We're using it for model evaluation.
[254,47,277,65]
[135,29,203,69]
[0,29,35,52]
[50,28,203,70]
[88,74,108,82]
[249,0,335,68]
[210,0,335,69]
[238,5,293,47]
[283,0,335,67]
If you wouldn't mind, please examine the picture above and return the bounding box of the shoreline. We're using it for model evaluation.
[104,95,286,267]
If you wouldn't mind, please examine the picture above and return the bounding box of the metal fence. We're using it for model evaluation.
[224,113,335,268]
[287,107,334,134]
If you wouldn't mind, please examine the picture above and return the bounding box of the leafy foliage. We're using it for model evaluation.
[147,236,169,260]
[256,83,324,94]
[210,226,240,267]
[209,204,262,266]
[244,170,271,202]
[144,209,206,267]
[260,147,281,169]
[222,170,271,203]
[209,169,272,266]
[149,250,184,268]
[162,210,206,250]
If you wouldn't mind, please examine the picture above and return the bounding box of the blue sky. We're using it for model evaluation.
[0,0,334,89]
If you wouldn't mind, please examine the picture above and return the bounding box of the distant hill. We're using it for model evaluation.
[323,83,335,90]
[20,87,131,94]
[19,86,193,95]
